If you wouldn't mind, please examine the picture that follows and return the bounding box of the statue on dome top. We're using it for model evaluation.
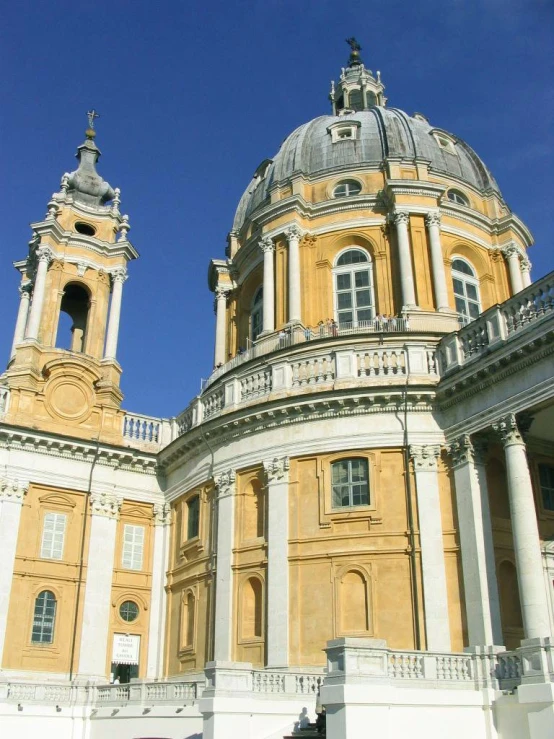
[346,37,363,66]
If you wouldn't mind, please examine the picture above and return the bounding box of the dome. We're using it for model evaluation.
[233,107,501,232]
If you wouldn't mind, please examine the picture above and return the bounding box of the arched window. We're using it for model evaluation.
[56,282,90,353]
[333,180,362,198]
[451,257,481,325]
[251,287,263,342]
[331,458,370,508]
[31,590,57,644]
[333,249,374,327]
[447,189,469,206]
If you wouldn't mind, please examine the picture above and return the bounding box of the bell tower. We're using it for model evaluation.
[1,113,138,444]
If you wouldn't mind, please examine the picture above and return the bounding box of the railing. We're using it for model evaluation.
[121,412,173,451]
[386,650,473,682]
[251,670,324,696]
[438,271,554,374]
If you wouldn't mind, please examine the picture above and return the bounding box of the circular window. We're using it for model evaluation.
[333,180,362,198]
[74,221,96,236]
[119,600,139,622]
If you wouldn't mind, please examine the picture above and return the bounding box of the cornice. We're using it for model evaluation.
[0,424,158,475]
[28,219,139,261]
[159,386,437,474]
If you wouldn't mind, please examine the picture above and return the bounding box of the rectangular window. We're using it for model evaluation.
[122,524,145,570]
[187,496,200,540]
[539,464,554,512]
[40,513,67,560]
[332,459,370,508]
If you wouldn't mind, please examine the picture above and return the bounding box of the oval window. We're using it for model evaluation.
[447,190,469,206]
[119,600,139,622]
[75,222,96,236]
[333,180,362,198]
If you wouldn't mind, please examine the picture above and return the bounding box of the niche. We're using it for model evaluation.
[242,577,263,640]
[243,478,265,541]
[339,569,370,634]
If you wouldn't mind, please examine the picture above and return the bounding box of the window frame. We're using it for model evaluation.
[40,511,67,560]
[538,463,554,513]
[119,600,140,623]
[121,523,145,571]
[331,458,371,509]
[31,590,57,645]
[250,286,263,343]
[332,247,375,328]
[186,495,200,540]
[451,256,481,325]
[317,451,379,527]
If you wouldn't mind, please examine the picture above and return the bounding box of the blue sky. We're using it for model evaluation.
[1,0,553,419]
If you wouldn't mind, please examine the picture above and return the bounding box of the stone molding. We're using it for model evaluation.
[258,236,275,254]
[214,469,236,498]
[263,456,290,482]
[89,491,122,519]
[0,477,29,503]
[425,212,441,228]
[153,501,171,525]
[409,444,440,470]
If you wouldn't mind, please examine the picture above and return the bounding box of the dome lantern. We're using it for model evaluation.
[330,38,386,115]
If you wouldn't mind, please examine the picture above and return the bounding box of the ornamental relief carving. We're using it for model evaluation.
[89,491,122,519]
[214,469,236,497]
[263,456,290,483]
[153,501,171,525]
[409,444,440,470]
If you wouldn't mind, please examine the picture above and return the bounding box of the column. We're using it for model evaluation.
[10,282,32,357]
[78,492,121,679]
[502,244,524,294]
[285,224,303,324]
[104,267,127,360]
[146,502,171,678]
[447,435,502,645]
[425,212,450,312]
[213,286,230,367]
[409,445,451,651]
[213,470,236,661]
[0,479,28,663]
[264,456,290,667]
[392,211,417,309]
[25,246,53,340]
[521,257,532,288]
[259,237,275,334]
[493,414,551,639]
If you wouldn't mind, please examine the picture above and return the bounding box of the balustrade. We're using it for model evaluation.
[240,368,272,401]
[291,355,334,386]
[123,413,161,444]
[357,348,406,377]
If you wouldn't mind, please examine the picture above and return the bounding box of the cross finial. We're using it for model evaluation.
[87,109,100,130]
[345,37,363,66]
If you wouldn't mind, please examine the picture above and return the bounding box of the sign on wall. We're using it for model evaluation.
[112,633,140,665]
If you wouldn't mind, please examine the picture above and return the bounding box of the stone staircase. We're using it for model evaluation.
[284,719,325,738]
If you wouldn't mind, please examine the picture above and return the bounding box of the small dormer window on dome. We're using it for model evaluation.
[432,130,457,155]
[327,120,361,143]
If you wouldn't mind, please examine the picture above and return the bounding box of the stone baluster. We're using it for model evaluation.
[213,286,231,367]
[104,267,128,360]
[409,445,451,651]
[502,244,524,295]
[285,225,303,324]
[259,237,275,334]
[425,212,450,312]
[146,502,171,678]
[10,282,32,357]
[493,414,551,639]
[78,492,122,679]
[264,456,290,667]
[213,470,236,661]
[447,435,502,646]
[0,479,28,663]
[391,211,417,309]
[25,247,53,341]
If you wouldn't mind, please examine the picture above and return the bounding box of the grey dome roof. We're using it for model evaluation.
[233,108,501,231]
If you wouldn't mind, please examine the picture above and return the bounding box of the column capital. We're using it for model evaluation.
[214,469,236,498]
[520,257,532,274]
[0,477,29,503]
[391,210,410,226]
[447,434,488,467]
[259,236,275,254]
[89,491,122,519]
[493,413,532,447]
[18,281,32,298]
[109,266,128,284]
[501,243,520,259]
[153,501,171,526]
[36,246,54,265]
[263,456,290,483]
[425,211,441,228]
[284,224,304,242]
[409,444,440,470]
[214,285,232,300]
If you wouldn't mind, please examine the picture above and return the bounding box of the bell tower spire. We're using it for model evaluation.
[0,116,138,444]
[329,38,387,115]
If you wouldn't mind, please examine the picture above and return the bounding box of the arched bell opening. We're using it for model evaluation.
[56,282,91,353]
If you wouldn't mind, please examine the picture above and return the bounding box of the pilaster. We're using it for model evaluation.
[213,470,236,661]
[146,502,171,678]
